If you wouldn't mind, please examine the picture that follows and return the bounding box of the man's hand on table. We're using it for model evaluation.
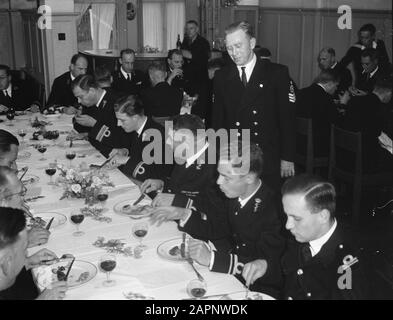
[27,227,51,248]
[151,193,175,207]
[26,248,58,269]
[36,281,68,300]
[149,206,190,226]
[74,114,97,127]
[281,160,295,178]
[0,104,9,113]
[108,148,129,167]
[188,238,211,267]
[29,104,41,113]
[242,259,268,287]
[63,106,78,115]
[140,179,164,194]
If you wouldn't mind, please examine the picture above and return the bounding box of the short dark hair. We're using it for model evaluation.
[71,74,99,91]
[282,174,336,218]
[361,48,378,61]
[320,47,336,57]
[0,207,26,250]
[0,130,19,153]
[94,65,112,84]
[207,58,225,70]
[0,64,11,76]
[114,95,144,117]
[315,68,340,84]
[359,23,376,35]
[120,48,136,59]
[148,61,167,74]
[220,141,263,177]
[172,114,205,136]
[186,20,199,27]
[225,21,254,39]
[70,54,87,65]
[168,49,183,60]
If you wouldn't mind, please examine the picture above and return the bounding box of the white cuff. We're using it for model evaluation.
[207,241,217,270]
[179,209,192,227]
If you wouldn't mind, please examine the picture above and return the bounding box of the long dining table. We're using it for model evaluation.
[0,112,273,301]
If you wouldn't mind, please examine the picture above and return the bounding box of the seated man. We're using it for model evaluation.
[0,166,50,248]
[71,75,126,157]
[109,95,172,183]
[0,65,40,113]
[46,54,88,111]
[150,142,285,298]
[141,114,221,209]
[0,207,68,300]
[296,69,343,157]
[140,62,183,117]
[166,49,191,93]
[278,174,370,299]
[112,49,147,96]
[94,65,114,91]
[0,129,19,170]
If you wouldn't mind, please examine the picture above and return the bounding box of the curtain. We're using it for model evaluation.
[74,3,90,27]
[166,2,185,51]
[90,3,116,50]
[142,2,163,51]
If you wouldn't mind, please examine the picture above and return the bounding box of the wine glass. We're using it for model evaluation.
[45,163,57,185]
[65,150,76,168]
[6,110,15,126]
[18,129,26,143]
[96,187,109,213]
[37,144,47,161]
[186,279,207,299]
[70,210,85,236]
[132,222,149,250]
[99,254,117,287]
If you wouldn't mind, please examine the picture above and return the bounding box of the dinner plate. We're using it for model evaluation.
[113,199,153,219]
[17,151,31,160]
[35,260,97,290]
[220,291,275,300]
[31,212,67,229]
[43,113,61,120]
[21,174,40,185]
[157,238,186,262]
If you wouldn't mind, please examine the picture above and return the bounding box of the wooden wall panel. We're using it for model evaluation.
[258,12,278,60]
[0,12,13,67]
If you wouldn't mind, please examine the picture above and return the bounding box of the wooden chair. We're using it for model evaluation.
[295,117,329,174]
[328,125,393,224]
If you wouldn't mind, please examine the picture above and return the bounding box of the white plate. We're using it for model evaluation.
[157,238,186,262]
[21,174,40,185]
[35,260,97,290]
[32,212,67,229]
[113,199,153,219]
[43,113,61,120]
[17,151,31,160]
[222,291,275,300]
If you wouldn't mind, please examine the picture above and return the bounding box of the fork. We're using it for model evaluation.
[181,233,205,282]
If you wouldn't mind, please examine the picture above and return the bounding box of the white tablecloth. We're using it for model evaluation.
[0,113,257,300]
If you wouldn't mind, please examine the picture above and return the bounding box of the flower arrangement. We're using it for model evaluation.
[143,45,160,53]
[57,163,114,205]
[93,237,143,258]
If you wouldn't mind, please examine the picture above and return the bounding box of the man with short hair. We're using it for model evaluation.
[0,65,41,113]
[140,62,183,117]
[112,49,147,96]
[355,48,386,93]
[150,142,285,298]
[0,207,68,300]
[0,130,19,170]
[211,21,296,192]
[47,54,88,111]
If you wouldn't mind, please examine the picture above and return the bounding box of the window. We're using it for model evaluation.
[141,0,185,52]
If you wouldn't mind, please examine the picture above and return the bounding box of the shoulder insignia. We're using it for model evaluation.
[132,161,146,178]
[289,80,296,103]
[254,198,262,213]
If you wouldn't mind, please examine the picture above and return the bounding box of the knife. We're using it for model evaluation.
[90,155,114,169]
[133,193,146,206]
[64,257,76,281]
[25,196,45,202]
[46,217,55,230]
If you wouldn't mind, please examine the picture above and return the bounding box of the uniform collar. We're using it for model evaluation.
[70,72,75,81]
[96,90,106,108]
[120,67,132,80]
[3,84,12,97]
[185,142,209,168]
[309,219,337,257]
[238,179,262,208]
[363,66,379,78]
[136,116,148,137]
[236,53,257,82]
[330,61,338,69]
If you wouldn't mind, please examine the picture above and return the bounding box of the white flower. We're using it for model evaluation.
[92,176,103,185]
[66,169,75,180]
[71,184,82,193]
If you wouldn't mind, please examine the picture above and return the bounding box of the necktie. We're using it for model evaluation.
[300,243,312,264]
[241,67,247,87]
[3,90,10,98]
[127,73,131,81]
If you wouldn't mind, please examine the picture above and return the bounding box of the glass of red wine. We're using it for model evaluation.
[6,110,15,126]
[99,254,117,287]
[65,150,76,168]
[17,129,26,143]
[37,144,47,161]
[187,279,207,299]
[70,210,85,237]
[45,163,57,185]
[96,187,109,213]
[132,222,149,250]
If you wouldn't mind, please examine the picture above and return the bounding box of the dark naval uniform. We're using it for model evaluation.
[47,72,77,108]
[119,117,173,182]
[0,81,40,112]
[282,223,370,300]
[181,183,285,298]
[111,68,148,96]
[211,57,296,191]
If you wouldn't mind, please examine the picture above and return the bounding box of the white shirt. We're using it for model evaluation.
[185,142,209,168]
[96,90,106,108]
[236,53,257,83]
[363,66,379,78]
[120,67,132,81]
[330,62,338,69]
[136,117,148,137]
[239,179,262,208]
[309,219,338,257]
[3,85,12,98]
[70,72,75,81]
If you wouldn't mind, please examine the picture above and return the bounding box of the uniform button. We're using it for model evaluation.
[242,244,246,247]
[235,212,238,216]
[253,110,257,114]
[254,132,258,136]
[297,269,303,275]
[237,133,241,137]
[236,245,240,249]
[288,297,293,300]
[339,245,344,249]
[235,122,240,126]
[254,122,258,125]
[307,292,312,298]
[256,143,259,147]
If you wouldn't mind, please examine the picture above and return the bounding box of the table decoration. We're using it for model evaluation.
[80,206,112,223]
[93,237,134,257]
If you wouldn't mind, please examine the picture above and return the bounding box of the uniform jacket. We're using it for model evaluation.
[0,81,40,112]
[211,58,296,176]
[282,222,370,300]
[111,68,148,96]
[47,71,77,108]
[331,63,353,94]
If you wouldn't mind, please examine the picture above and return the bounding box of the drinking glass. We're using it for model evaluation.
[18,129,26,143]
[37,144,47,161]
[6,111,15,126]
[99,254,117,287]
[132,222,149,250]
[45,163,57,185]
[186,279,207,299]
[65,150,76,168]
[96,187,109,213]
[70,211,85,236]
